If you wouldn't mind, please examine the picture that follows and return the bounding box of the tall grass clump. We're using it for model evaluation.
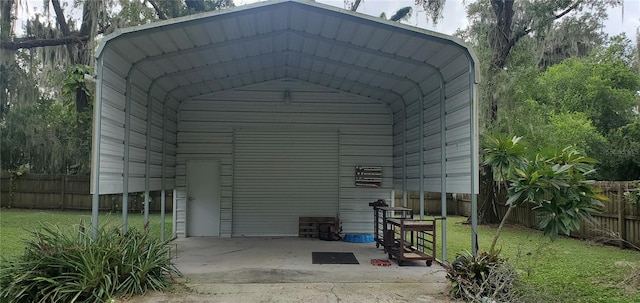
[0,220,180,303]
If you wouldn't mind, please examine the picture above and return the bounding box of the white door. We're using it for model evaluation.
[187,160,220,237]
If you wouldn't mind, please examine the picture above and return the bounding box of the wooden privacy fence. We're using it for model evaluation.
[395,181,640,249]
[0,171,173,212]
[393,191,471,217]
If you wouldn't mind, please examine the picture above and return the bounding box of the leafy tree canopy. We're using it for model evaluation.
[533,36,640,134]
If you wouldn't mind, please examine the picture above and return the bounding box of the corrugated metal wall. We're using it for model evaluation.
[174,79,392,237]
[92,48,177,195]
[392,54,476,195]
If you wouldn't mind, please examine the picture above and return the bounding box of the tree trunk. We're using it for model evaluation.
[476,1,516,224]
[478,165,500,224]
[51,0,76,64]
[0,0,15,120]
[489,205,515,253]
[74,0,95,113]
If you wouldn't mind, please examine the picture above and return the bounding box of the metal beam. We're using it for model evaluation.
[91,56,105,240]
[122,76,132,233]
[419,94,425,220]
[440,76,448,261]
[144,82,153,226]
[161,99,168,241]
[470,64,479,256]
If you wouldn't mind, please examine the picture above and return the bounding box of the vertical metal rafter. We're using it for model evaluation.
[439,76,448,261]
[419,92,425,220]
[91,56,104,240]
[402,99,408,208]
[161,95,168,241]
[469,64,479,256]
[144,82,153,225]
[122,72,133,233]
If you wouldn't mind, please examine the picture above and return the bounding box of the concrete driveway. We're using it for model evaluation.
[132,237,453,302]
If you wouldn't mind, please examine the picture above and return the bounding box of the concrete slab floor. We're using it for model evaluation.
[129,237,455,302]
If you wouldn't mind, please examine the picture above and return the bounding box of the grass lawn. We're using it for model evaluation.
[0,209,172,260]
[1,210,638,302]
[433,216,640,303]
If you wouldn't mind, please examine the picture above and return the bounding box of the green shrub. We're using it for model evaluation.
[0,221,180,303]
[446,250,520,303]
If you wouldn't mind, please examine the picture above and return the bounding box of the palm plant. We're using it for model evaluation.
[482,133,607,253]
[482,133,526,252]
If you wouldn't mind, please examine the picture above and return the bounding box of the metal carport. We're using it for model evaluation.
[91,0,479,259]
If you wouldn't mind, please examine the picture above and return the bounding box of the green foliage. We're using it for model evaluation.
[544,112,607,156]
[507,147,606,239]
[535,57,639,134]
[0,221,180,303]
[0,210,173,260]
[483,134,607,242]
[623,183,640,205]
[0,100,91,174]
[499,35,640,180]
[600,121,640,180]
[446,250,520,302]
[62,65,94,100]
[482,133,527,182]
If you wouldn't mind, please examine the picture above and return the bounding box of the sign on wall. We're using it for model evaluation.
[355,166,382,187]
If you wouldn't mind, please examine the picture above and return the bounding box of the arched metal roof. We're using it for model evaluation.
[95,0,478,115]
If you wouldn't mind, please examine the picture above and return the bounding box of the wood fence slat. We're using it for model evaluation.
[0,172,173,212]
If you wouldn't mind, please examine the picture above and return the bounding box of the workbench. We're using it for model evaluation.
[384,218,436,266]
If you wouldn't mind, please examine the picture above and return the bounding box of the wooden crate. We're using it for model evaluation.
[299,217,337,238]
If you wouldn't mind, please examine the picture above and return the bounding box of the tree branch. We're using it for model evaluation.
[0,35,91,50]
[51,0,72,37]
[555,0,583,19]
[349,0,362,11]
[511,0,583,48]
[51,0,76,63]
[147,0,167,20]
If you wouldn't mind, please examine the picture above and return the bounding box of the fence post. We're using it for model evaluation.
[9,172,14,208]
[618,182,626,249]
[61,175,67,210]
